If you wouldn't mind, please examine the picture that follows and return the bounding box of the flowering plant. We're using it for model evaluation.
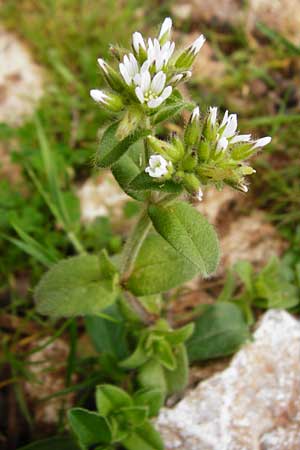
[34,17,271,450]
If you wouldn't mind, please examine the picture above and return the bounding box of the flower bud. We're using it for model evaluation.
[182,173,201,196]
[171,135,185,160]
[175,34,206,69]
[97,58,124,91]
[90,89,124,112]
[169,70,192,86]
[197,140,211,161]
[182,154,197,171]
[158,17,172,45]
[132,32,147,62]
[184,106,201,147]
[147,136,182,162]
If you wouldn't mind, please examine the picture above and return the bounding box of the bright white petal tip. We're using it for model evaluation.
[241,184,248,193]
[159,17,172,40]
[90,89,108,103]
[191,34,206,54]
[97,58,108,73]
[208,106,218,126]
[191,106,200,122]
[132,32,146,52]
[253,136,272,149]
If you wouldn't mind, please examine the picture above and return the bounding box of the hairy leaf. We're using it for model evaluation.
[34,255,118,317]
[187,303,250,362]
[149,201,219,276]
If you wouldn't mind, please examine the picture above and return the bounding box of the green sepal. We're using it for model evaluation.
[152,101,189,125]
[119,340,148,369]
[96,384,132,417]
[163,323,195,345]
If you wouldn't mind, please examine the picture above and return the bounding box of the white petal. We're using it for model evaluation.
[197,188,203,201]
[220,110,229,127]
[119,63,131,85]
[90,89,108,104]
[159,85,172,101]
[151,71,166,94]
[135,86,145,103]
[147,97,163,109]
[222,114,238,138]
[209,106,218,126]
[231,134,251,144]
[217,136,228,151]
[140,69,151,92]
[191,106,200,122]
[252,136,272,149]
[158,17,172,40]
[129,53,138,76]
[190,34,206,54]
[97,58,108,74]
[132,32,146,52]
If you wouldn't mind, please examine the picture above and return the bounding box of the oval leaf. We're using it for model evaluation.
[186,303,250,362]
[34,255,118,317]
[126,234,199,296]
[148,201,219,276]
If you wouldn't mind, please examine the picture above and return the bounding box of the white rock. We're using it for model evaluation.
[0,28,44,126]
[156,310,300,450]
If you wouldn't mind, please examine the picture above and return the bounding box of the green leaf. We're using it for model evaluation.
[138,359,167,393]
[254,258,299,309]
[163,323,195,345]
[18,436,80,450]
[97,123,150,168]
[111,141,147,201]
[126,234,199,295]
[34,255,118,317]
[133,388,164,418]
[234,260,254,292]
[68,408,111,448]
[120,406,148,427]
[187,303,250,362]
[128,172,183,193]
[119,340,148,369]
[152,101,189,125]
[96,384,132,417]
[85,304,128,358]
[149,201,220,277]
[123,420,164,450]
[156,339,176,370]
[164,344,189,394]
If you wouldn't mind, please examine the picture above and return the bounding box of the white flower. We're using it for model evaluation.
[190,34,206,55]
[191,106,200,122]
[119,53,139,85]
[145,154,171,178]
[220,111,238,139]
[135,70,172,108]
[132,32,146,54]
[231,134,251,144]
[147,38,175,71]
[158,17,172,41]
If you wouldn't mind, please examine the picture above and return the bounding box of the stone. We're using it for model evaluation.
[0,28,44,126]
[156,310,300,450]
[77,171,131,231]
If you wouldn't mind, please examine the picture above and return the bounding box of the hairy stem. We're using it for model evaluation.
[120,208,151,278]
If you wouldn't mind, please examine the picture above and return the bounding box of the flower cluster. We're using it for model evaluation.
[145,106,271,198]
[90,17,205,112]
